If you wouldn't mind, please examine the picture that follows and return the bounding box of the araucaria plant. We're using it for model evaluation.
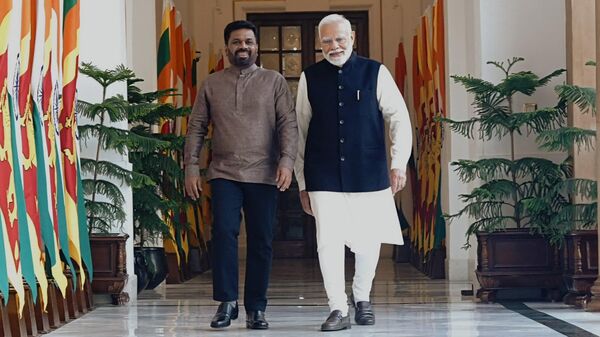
[440,57,585,247]
[77,63,155,233]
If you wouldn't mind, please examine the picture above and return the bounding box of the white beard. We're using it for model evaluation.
[323,49,351,67]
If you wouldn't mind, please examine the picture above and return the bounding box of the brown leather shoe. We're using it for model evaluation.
[354,301,375,325]
[246,310,269,329]
[321,310,351,331]
[210,302,238,328]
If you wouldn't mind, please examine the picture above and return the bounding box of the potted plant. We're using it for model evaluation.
[77,63,156,303]
[535,61,597,307]
[125,79,193,290]
[441,57,568,302]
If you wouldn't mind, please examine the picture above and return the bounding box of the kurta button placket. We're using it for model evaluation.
[236,73,246,114]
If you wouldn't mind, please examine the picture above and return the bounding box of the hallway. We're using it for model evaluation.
[46,259,600,336]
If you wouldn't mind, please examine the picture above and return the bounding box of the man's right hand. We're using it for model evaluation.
[299,190,313,216]
[185,175,203,201]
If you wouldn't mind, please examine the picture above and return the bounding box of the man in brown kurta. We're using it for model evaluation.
[184,20,298,330]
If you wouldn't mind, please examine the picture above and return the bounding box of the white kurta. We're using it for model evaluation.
[294,64,413,248]
[309,188,403,251]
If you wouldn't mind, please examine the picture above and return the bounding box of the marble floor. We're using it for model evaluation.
[46,259,600,337]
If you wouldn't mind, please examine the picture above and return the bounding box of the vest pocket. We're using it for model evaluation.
[352,88,374,115]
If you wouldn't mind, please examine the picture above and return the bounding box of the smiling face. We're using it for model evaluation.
[225,28,258,68]
[319,22,354,67]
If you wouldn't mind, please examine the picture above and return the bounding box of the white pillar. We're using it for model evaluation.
[80,0,136,301]
[127,0,158,93]
[444,0,481,283]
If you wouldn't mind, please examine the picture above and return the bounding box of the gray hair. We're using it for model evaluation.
[318,14,352,39]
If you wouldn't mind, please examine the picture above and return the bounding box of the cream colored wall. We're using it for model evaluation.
[566,0,597,181]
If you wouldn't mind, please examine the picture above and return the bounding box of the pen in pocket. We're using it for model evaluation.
[357,90,360,101]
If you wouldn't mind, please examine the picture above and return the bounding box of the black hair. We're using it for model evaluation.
[224,20,257,44]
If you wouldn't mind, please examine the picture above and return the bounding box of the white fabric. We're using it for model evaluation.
[294,65,413,191]
[309,188,404,249]
[309,188,403,314]
[317,240,381,315]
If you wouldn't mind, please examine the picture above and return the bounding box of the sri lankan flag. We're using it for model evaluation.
[0,0,25,312]
[61,0,90,288]
[51,0,77,292]
[157,0,180,267]
[35,0,68,297]
[157,0,173,135]
[18,0,50,306]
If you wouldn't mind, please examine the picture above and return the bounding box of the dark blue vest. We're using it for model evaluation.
[303,53,390,192]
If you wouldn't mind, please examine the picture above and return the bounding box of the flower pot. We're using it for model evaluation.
[141,247,169,290]
[562,230,598,308]
[134,248,150,293]
[475,229,562,303]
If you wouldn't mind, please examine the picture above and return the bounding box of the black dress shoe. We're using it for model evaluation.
[321,310,351,331]
[210,302,238,328]
[246,310,269,329]
[354,301,375,325]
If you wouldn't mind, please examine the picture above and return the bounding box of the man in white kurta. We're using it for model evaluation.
[294,14,412,331]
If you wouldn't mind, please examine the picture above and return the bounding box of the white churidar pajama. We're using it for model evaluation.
[309,188,403,315]
[295,64,413,316]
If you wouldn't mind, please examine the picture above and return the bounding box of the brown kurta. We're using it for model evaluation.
[184,64,298,186]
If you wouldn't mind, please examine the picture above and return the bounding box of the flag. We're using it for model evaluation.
[395,42,407,96]
[157,0,173,134]
[409,2,447,258]
[37,0,69,296]
[60,0,86,288]
[0,0,26,312]
[172,10,183,136]
[17,0,50,306]
[32,0,72,304]
[50,0,76,293]
[432,0,446,117]
[157,0,180,266]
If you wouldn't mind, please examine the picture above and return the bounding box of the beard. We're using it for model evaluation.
[323,48,351,67]
[229,48,256,67]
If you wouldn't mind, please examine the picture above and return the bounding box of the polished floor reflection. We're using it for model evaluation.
[46,259,600,337]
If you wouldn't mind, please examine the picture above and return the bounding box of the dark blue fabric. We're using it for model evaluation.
[303,53,390,192]
[209,178,277,311]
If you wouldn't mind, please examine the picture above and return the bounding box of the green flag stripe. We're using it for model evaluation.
[8,95,37,301]
[76,167,93,279]
[63,0,77,17]
[55,140,77,288]
[32,104,58,267]
[0,213,9,304]
[157,30,170,75]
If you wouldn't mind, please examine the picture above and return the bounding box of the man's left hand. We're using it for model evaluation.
[390,169,407,195]
[276,167,293,191]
